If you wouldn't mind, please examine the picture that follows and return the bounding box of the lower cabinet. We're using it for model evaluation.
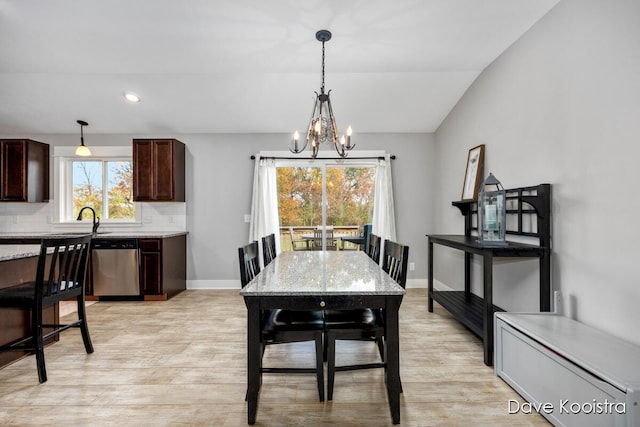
[1,255,57,369]
[139,235,186,300]
[495,313,639,427]
[140,239,162,295]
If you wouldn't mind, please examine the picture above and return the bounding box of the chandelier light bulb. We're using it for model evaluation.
[292,131,300,152]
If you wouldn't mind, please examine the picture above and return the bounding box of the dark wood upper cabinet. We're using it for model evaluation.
[132,139,185,202]
[0,139,50,202]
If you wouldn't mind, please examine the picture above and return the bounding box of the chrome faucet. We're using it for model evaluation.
[76,206,100,234]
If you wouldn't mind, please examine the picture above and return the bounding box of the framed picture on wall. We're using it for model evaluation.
[461,144,485,201]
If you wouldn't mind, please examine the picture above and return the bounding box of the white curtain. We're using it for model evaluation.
[372,154,397,244]
[249,157,280,254]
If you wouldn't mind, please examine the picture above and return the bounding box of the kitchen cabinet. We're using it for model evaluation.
[133,139,185,202]
[0,255,57,369]
[139,235,186,300]
[0,139,49,202]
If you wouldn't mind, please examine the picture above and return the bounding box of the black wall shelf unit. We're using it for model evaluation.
[427,183,551,366]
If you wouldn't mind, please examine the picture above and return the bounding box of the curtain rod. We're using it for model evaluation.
[250,155,396,160]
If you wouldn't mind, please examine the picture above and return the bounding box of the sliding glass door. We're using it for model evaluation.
[276,160,376,251]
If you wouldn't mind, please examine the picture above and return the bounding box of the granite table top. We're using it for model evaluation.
[240,250,405,297]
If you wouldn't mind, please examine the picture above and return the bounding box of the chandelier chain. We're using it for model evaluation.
[321,40,326,93]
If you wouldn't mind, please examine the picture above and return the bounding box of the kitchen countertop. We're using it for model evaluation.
[0,231,188,261]
[0,245,41,262]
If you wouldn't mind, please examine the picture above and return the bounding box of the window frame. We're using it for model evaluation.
[274,157,378,232]
[55,146,141,225]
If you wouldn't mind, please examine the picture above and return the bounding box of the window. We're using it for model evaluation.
[277,165,375,227]
[276,159,376,251]
[59,154,136,223]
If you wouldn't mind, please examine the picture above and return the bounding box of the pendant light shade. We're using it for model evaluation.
[75,120,91,156]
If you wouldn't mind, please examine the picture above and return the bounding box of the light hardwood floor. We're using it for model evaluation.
[0,289,549,426]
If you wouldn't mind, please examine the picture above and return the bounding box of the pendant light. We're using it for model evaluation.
[75,120,91,156]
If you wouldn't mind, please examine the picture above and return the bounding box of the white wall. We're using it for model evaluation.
[0,132,435,289]
[434,0,640,345]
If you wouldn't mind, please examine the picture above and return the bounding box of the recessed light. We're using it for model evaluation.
[124,92,140,103]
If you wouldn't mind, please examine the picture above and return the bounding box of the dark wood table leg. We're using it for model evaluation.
[482,253,493,366]
[385,296,402,424]
[427,240,434,312]
[246,298,261,424]
[540,249,551,312]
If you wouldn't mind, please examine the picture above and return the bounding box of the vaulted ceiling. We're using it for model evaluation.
[0,0,559,135]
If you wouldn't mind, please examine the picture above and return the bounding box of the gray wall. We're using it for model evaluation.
[433,0,640,345]
[184,132,435,287]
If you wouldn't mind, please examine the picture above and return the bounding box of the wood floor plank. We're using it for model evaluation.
[0,289,549,426]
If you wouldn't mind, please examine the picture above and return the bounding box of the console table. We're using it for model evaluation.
[427,183,551,366]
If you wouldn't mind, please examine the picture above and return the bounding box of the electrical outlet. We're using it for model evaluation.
[409,262,415,271]
[47,216,53,224]
[244,214,251,223]
[143,216,152,224]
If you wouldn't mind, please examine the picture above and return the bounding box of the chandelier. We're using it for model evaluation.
[290,30,354,158]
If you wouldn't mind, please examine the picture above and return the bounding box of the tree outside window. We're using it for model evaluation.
[277,166,375,227]
[73,160,135,220]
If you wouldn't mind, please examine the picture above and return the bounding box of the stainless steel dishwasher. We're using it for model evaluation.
[91,238,140,296]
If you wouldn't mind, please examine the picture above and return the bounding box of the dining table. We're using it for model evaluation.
[240,250,406,424]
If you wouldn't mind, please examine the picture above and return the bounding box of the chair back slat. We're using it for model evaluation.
[262,233,277,267]
[239,241,261,287]
[37,235,92,302]
[381,240,409,288]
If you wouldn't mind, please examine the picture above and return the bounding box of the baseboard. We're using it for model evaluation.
[187,280,240,290]
[406,278,428,288]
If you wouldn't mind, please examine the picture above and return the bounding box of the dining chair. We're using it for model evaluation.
[288,227,309,251]
[261,233,277,267]
[325,228,337,251]
[381,239,409,288]
[366,233,381,264]
[238,241,261,287]
[238,241,325,401]
[0,235,94,383]
[310,228,323,250]
[325,240,410,400]
[311,228,337,251]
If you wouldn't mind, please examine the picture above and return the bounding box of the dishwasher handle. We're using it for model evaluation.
[92,239,138,250]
